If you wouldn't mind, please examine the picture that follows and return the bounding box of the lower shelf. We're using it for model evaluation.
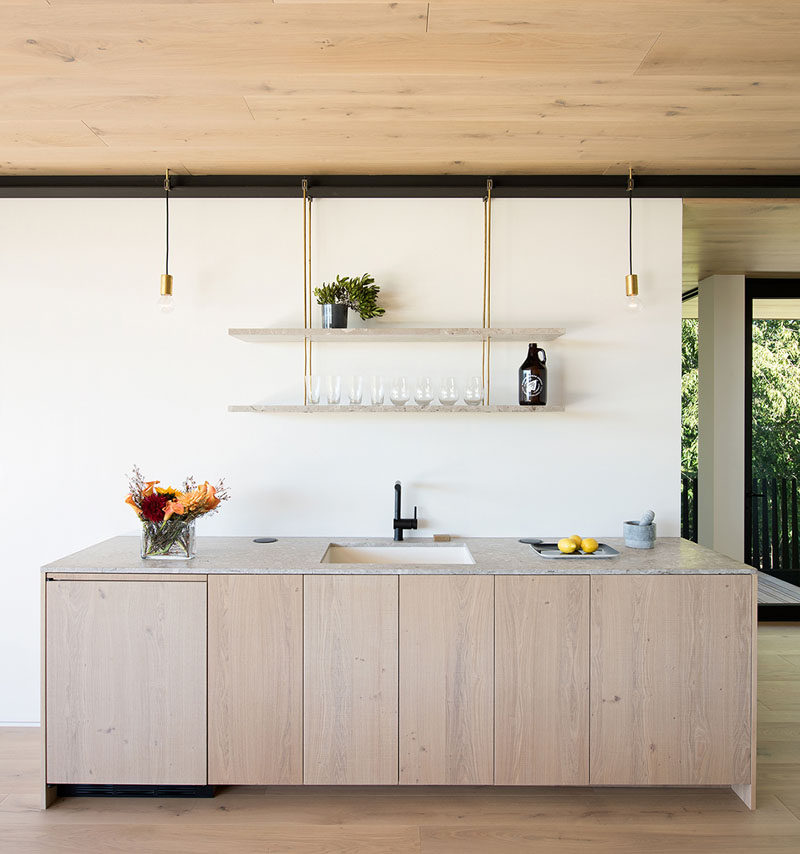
[229,404,563,413]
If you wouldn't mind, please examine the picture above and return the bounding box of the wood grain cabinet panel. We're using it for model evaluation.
[590,575,752,786]
[208,575,303,785]
[304,575,399,784]
[495,576,589,785]
[399,575,493,785]
[46,579,207,785]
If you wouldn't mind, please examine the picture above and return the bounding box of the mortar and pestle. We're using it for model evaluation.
[623,509,656,549]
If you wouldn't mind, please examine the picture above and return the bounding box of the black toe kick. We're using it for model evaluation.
[56,784,216,798]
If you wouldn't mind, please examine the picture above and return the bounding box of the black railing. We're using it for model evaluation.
[750,477,800,574]
[681,475,699,543]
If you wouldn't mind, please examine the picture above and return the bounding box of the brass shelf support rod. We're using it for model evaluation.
[302,178,313,403]
[482,178,493,405]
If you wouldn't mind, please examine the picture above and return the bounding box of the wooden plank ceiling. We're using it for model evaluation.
[2,0,800,175]
[683,199,800,290]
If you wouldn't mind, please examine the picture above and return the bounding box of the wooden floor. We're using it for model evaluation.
[2,625,800,854]
[759,573,800,606]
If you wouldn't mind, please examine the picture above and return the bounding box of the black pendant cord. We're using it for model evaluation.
[164,189,170,276]
[628,193,633,276]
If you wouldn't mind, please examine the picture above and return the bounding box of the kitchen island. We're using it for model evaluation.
[41,536,757,809]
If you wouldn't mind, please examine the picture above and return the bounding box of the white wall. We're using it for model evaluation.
[697,274,746,560]
[0,196,682,722]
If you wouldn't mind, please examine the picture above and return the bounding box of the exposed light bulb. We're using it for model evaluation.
[625,293,643,312]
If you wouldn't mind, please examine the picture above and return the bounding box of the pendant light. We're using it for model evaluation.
[158,168,175,313]
[625,167,642,312]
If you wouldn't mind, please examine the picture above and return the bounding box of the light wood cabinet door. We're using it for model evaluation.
[399,575,493,785]
[304,575,399,784]
[495,576,589,785]
[46,578,207,785]
[590,575,753,786]
[208,575,303,784]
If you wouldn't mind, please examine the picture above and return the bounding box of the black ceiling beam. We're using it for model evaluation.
[1,174,800,199]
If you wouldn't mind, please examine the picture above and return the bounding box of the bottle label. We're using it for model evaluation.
[522,375,543,397]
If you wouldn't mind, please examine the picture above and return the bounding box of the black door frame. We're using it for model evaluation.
[745,278,800,619]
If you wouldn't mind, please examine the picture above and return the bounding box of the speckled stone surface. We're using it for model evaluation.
[42,536,756,575]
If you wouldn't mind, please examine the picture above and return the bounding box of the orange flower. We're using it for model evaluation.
[201,482,220,511]
[143,480,160,497]
[124,494,142,517]
[163,500,185,521]
[175,482,220,515]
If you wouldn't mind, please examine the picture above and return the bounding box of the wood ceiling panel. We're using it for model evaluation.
[0,150,194,175]
[6,72,798,99]
[0,120,103,148]
[82,119,800,160]
[2,33,656,77]
[428,1,800,33]
[639,33,800,76]
[16,87,795,129]
[4,3,429,35]
[0,96,254,122]
[0,150,614,176]
[0,1,799,174]
[683,200,800,288]
[243,93,800,123]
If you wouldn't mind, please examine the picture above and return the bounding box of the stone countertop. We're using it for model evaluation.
[42,536,756,575]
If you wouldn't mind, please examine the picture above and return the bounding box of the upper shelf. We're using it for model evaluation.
[229,327,565,343]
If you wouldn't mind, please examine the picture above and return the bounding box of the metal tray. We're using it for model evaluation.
[530,542,620,559]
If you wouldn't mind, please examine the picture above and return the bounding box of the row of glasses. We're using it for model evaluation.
[391,376,485,406]
[306,375,368,405]
[306,375,485,406]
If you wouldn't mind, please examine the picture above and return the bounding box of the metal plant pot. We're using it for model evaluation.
[321,303,348,329]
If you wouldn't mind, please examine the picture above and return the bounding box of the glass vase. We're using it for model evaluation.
[141,519,196,560]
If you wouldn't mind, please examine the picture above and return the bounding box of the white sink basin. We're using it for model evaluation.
[321,544,475,565]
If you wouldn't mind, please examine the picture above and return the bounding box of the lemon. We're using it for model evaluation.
[569,534,582,547]
[581,538,599,554]
[558,538,578,554]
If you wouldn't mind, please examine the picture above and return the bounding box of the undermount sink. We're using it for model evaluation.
[321,544,475,565]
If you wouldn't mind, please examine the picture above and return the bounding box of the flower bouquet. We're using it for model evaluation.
[125,465,229,559]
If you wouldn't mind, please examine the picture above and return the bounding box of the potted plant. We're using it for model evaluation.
[314,273,385,328]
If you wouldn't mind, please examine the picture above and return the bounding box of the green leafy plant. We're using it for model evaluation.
[313,279,347,306]
[314,273,385,321]
[344,273,385,320]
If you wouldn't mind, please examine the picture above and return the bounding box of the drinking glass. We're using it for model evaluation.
[438,377,459,405]
[326,375,342,405]
[305,375,321,405]
[349,375,364,405]
[390,376,410,406]
[414,377,434,408]
[370,376,385,405]
[464,376,484,406]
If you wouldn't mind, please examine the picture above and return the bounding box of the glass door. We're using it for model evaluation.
[745,279,800,590]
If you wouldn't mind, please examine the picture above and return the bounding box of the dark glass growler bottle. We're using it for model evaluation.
[519,343,547,406]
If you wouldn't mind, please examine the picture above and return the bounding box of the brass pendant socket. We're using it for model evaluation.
[625,273,639,297]
[160,273,173,296]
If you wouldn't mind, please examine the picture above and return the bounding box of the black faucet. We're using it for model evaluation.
[393,480,418,541]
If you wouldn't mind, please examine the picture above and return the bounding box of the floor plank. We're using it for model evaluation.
[0,822,421,854]
[419,825,800,854]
